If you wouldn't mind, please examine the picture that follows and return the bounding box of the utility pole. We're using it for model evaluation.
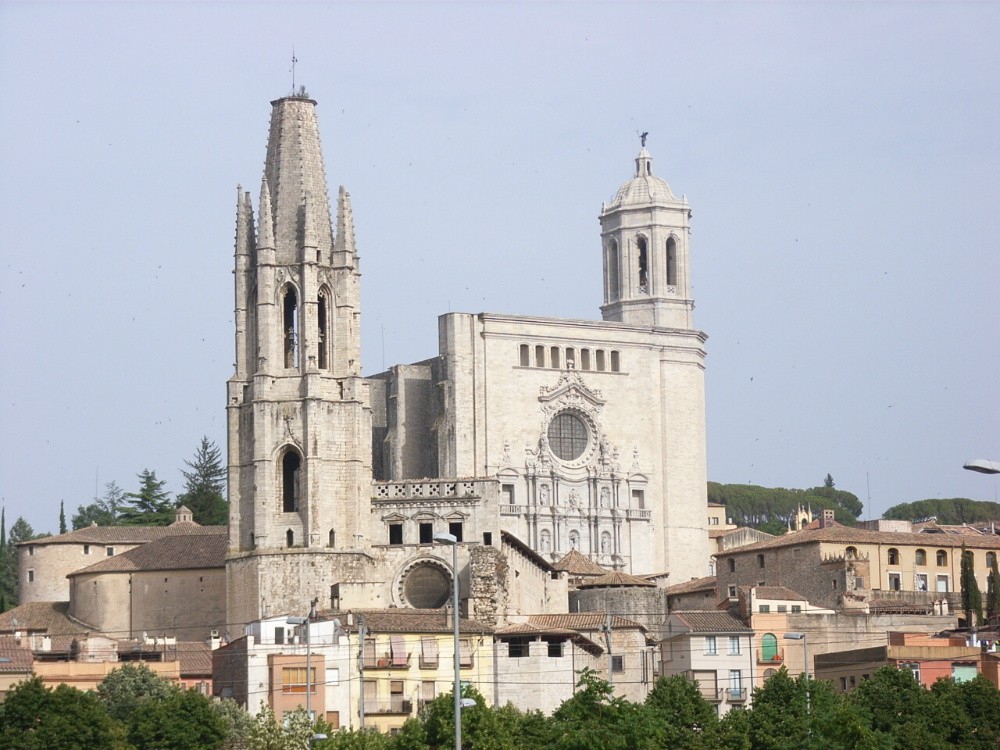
[358,617,367,729]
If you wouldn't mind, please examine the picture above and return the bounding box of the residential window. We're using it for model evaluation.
[449,521,463,543]
[547,640,564,658]
[846,546,858,558]
[83,545,90,555]
[951,664,977,683]
[936,575,949,593]
[507,639,530,658]
[757,554,765,569]
[777,605,787,613]
[419,523,433,544]
[758,605,770,613]
[28,546,34,556]
[791,605,802,614]
[727,558,736,573]
[106,547,115,556]
[274,627,285,645]
[936,550,948,567]
[986,551,997,569]
[281,667,317,694]
[459,639,473,667]
[840,677,848,691]
[420,636,439,668]
[915,549,927,566]
[708,516,719,525]
[727,585,737,598]
[388,523,403,545]
[27,569,34,583]
[915,573,928,592]
[611,655,624,673]
[888,573,901,591]
[887,548,900,565]
[728,636,741,655]
[704,636,717,655]
[900,662,920,682]
[728,670,742,700]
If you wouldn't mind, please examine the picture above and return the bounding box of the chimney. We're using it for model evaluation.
[821,509,835,528]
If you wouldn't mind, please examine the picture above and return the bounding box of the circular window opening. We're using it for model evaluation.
[403,563,451,609]
[547,412,589,461]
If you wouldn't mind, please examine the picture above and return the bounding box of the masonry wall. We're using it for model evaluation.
[19,542,142,603]
[569,587,669,636]
[494,639,598,714]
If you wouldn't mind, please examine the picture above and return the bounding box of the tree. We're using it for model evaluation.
[126,687,226,750]
[0,676,119,749]
[73,480,126,529]
[849,665,951,750]
[643,674,718,749]
[0,508,15,612]
[422,686,521,750]
[177,437,228,525]
[824,474,835,490]
[960,546,983,627]
[883,498,1000,525]
[245,705,336,750]
[58,501,67,534]
[120,469,174,526]
[96,663,178,722]
[987,553,1000,625]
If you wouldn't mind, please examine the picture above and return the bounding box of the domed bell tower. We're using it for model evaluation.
[599,140,694,329]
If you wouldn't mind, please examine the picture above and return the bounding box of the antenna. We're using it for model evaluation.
[290,48,298,95]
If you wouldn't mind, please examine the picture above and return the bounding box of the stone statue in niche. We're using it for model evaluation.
[601,533,610,554]
[499,438,512,467]
[567,489,581,507]
[540,530,551,552]
[569,531,580,550]
[600,487,611,508]
[538,484,550,505]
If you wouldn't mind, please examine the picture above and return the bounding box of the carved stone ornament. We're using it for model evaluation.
[536,371,607,470]
[498,438,513,468]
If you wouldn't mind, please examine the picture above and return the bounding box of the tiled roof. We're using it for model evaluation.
[68,531,227,576]
[552,549,607,576]
[577,571,655,589]
[527,613,644,632]
[322,609,493,635]
[493,623,604,656]
[723,524,1000,554]
[501,531,555,573]
[16,522,224,546]
[749,586,807,602]
[0,636,33,672]
[665,576,717,596]
[670,611,752,634]
[0,601,89,636]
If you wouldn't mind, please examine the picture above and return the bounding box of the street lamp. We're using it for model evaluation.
[963,459,1000,475]
[783,632,810,730]
[288,599,326,744]
[434,531,461,750]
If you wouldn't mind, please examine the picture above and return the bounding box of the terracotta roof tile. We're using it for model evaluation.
[552,549,607,576]
[670,611,752,633]
[323,609,493,635]
[16,523,224,547]
[666,576,717,595]
[527,613,644,632]
[748,586,807,601]
[724,525,1000,554]
[0,601,88,636]
[577,571,656,588]
[68,531,227,576]
[0,636,33,672]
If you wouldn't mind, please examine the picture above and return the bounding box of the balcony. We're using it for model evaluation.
[364,653,411,670]
[721,688,748,703]
[365,698,413,715]
[757,648,784,665]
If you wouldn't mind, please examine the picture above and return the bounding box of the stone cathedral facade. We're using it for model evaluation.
[225,94,709,629]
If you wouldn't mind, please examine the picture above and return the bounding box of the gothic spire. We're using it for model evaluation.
[335,185,357,260]
[258,177,275,251]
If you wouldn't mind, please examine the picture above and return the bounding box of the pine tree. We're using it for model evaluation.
[73,480,125,529]
[960,545,983,627]
[0,508,12,612]
[120,470,174,526]
[987,554,1000,626]
[59,500,67,534]
[177,437,228,526]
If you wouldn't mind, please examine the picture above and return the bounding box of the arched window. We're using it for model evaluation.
[608,239,620,301]
[550,347,561,369]
[846,546,858,559]
[519,344,529,367]
[987,552,997,569]
[887,548,900,565]
[328,529,335,548]
[636,236,649,294]
[727,558,736,573]
[317,288,330,370]
[535,345,545,367]
[666,237,677,286]
[286,529,294,548]
[282,285,299,368]
[915,549,927,566]
[281,448,302,513]
[936,550,948,567]
[761,633,778,662]
[763,668,777,681]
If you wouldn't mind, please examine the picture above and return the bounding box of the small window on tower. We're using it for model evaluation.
[580,349,591,370]
[596,350,606,371]
[317,289,330,370]
[449,521,464,542]
[610,350,621,372]
[388,523,403,545]
[666,237,677,286]
[636,236,648,294]
[550,347,560,369]
[519,344,529,367]
[286,529,294,547]
[283,285,299,369]
[608,239,621,302]
[282,449,301,513]
[535,345,545,367]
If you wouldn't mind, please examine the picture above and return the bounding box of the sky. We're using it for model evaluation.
[1,1,998,535]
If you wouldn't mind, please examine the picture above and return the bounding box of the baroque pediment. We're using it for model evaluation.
[538,370,605,414]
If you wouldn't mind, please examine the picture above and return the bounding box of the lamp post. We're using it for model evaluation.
[783,632,810,732]
[288,598,326,744]
[434,532,461,750]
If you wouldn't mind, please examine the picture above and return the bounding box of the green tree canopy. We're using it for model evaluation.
[73,480,126,529]
[882,498,1000,525]
[96,663,179,722]
[177,436,228,526]
[707,481,862,531]
[0,676,119,749]
[126,687,227,750]
[120,469,174,526]
[960,547,983,626]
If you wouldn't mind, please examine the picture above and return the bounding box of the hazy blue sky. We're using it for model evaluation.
[1,1,997,535]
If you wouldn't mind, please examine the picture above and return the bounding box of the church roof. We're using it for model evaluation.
[552,549,607,576]
[68,530,227,576]
[17,522,223,547]
[668,611,752,634]
[576,570,656,589]
[604,147,679,211]
[527,613,645,633]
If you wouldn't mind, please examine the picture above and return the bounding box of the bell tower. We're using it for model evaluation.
[599,142,695,329]
[226,94,372,627]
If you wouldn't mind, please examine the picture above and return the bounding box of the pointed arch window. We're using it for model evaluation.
[281,448,302,513]
[286,529,294,548]
[608,239,620,302]
[328,529,336,548]
[282,285,299,369]
[666,236,677,287]
[636,236,649,294]
[317,288,330,370]
[761,633,778,662]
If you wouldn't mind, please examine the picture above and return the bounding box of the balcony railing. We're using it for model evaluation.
[757,648,784,664]
[365,698,413,715]
[721,688,748,702]
[363,653,411,669]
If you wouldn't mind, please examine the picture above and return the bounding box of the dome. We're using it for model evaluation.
[604,147,678,211]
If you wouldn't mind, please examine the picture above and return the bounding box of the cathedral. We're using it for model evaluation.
[225,93,709,628]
